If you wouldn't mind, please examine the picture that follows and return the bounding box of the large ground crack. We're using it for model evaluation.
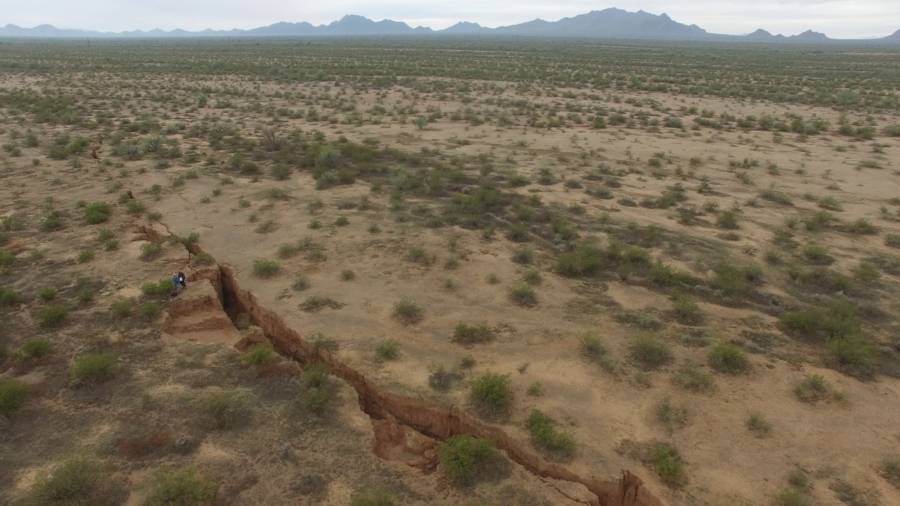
[139,224,663,506]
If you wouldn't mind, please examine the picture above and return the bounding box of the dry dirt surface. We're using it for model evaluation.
[1,39,900,506]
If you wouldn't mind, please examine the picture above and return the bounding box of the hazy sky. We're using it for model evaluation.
[1,1,897,38]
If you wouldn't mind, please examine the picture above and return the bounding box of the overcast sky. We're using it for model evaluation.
[1,1,897,38]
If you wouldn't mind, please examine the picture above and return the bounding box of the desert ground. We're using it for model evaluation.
[1,39,900,505]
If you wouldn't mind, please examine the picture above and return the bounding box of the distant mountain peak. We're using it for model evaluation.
[0,10,895,43]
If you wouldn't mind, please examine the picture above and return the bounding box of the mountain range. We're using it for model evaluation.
[1,9,898,44]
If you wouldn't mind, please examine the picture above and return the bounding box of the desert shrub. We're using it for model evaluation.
[759,189,793,206]
[470,372,512,417]
[708,343,750,374]
[0,378,27,415]
[110,299,133,318]
[140,242,163,261]
[84,202,111,224]
[712,261,762,297]
[241,344,276,366]
[405,246,432,265]
[526,409,576,459]
[41,210,65,232]
[511,247,534,265]
[780,298,860,342]
[291,274,310,291]
[746,413,772,438]
[375,339,400,361]
[673,365,714,393]
[38,287,58,301]
[794,375,832,403]
[351,489,397,506]
[438,435,499,485]
[0,250,14,268]
[671,292,703,325]
[200,390,253,430]
[816,196,842,212]
[71,352,117,384]
[28,459,108,505]
[428,363,461,391]
[826,335,877,379]
[252,259,280,278]
[801,243,834,265]
[144,468,216,506]
[139,301,162,320]
[803,210,835,232]
[522,268,542,285]
[629,334,672,370]
[655,397,688,434]
[19,337,51,359]
[125,200,145,215]
[716,209,739,229]
[843,218,878,235]
[192,253,215,267]
[881,456,900,488]
[556,242,604,277]
[885,234,900,249]
[0,286,21,305]
[141,278,173,297]
[652,443,685,488]
[392,298,423,324]
[509,283,537,307]
[453,322,495,344]
[774,487,812,506]
[37,304,68,328]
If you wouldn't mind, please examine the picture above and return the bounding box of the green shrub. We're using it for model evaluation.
[291,274,310,291]
[200,390,253,430]
[826,336,877,379]
[708,343,750,374]
[774,487,812,506]
[140,242,163,261]
[652,443,685,488]
[655,397,688,434]
[716,209,739,229]
[801,243,834,265]
[671,292,703,325]
[780,298,860,342]
[19,337,51,359]
[0,286,22,305]
[0,378,27,415]
[38,287,58,301]
[794,375,832,403]
[70,352,117,384]
[351,489,397,506]
[673,365,714,393]
[470,372,512,417]
[556,242,604,277]
[375,339,400,361]
[881,456,900,488]
[885,234,900,249]
[712,261,762,297]
[252,259,281,278]
[406,246,433,265]
[29,459,106,504]
[511,247,534,265]
[509,283,537,307]
[141,278,173,297]
[139,301,162,320]
[453,322,495,344]
[746,413,772,438]
[110,299,133,318]
[84,202,112,224]
[37,304,68,328]
[241,344,276,366]
[818,196,842,211]
[392,298,423,325]
[438,435,499,485]
[0,249,15,267]
[843,218,878,235]
[526,409,576,459]
[629,335,672,370]
[144,468,216,506]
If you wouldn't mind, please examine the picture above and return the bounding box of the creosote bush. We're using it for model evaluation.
[392,297,423,325]
[71,352,117,384]
[144,468,217,506]
[629,334,672,370]
[438,435,499,486]
[252,258,281,278]
[0,378,28,416]
[84,202,111,224]
[452,322,495,344]
[470,372,513,418]
[241,344,276,366]
[526,409,576,459]
[708,342,750,374]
